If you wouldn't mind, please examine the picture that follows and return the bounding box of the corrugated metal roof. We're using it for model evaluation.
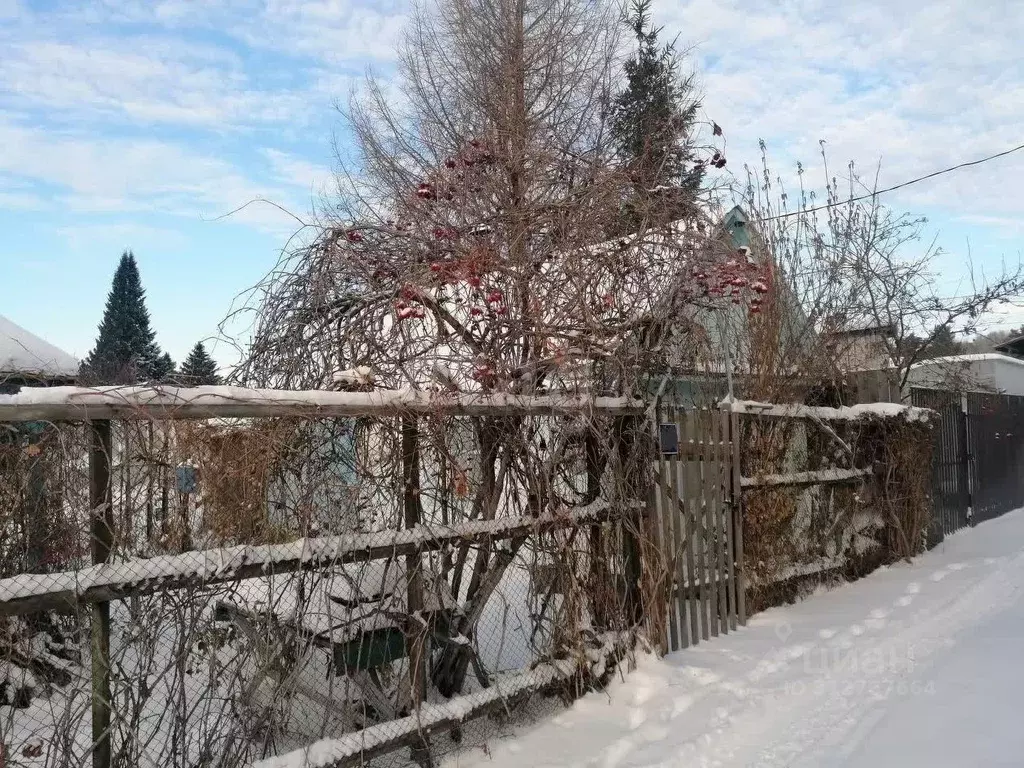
[0,314,79,377]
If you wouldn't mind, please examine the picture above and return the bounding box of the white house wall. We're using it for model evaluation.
[907,354,1024,396]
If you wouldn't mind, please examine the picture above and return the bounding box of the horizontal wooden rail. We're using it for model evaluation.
[722,398,933,423]
[740,467,873,489]
[0,503,633,616]
[0,386,644,423]
[251,659,580,768]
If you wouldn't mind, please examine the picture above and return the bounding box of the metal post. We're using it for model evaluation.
[961,395,974,527]
[89,420,113,768]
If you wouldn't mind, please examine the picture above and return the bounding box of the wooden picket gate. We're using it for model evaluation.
[651,406,745,652]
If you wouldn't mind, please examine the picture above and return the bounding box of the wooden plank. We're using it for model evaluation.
[0,504,633,616]
[715,410,730,635]
[693,411,710,642]
[0,387,645,423]
[704,410,720,639]
[722,409,738,632]
[673,411,689,647]
[731,412,747,626]
[650,457,670,654]
[658,406,681,652]
[672,576,732,600]
[665,405,687,651]
[681,411,702,646]
[666,405,689,650]
[740,467,873,489]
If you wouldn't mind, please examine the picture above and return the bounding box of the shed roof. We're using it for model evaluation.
[0,314,79,379]
[993,334,1024,358]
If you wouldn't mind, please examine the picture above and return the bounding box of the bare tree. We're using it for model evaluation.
[227,0,744,700]
[738,143,1024,403]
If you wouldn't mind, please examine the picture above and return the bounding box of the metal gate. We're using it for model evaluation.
[911,388,971,540]
[912,388,1024,539]
[966,393,1024,523]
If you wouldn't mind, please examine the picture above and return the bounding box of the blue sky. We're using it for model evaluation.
[2,0,1023,369]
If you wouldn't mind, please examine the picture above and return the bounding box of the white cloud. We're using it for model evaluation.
[0,0,22,19]
[0,176,45,210]
[5,0,1023,270]
[261,148,334,192]
[0,37,311,129]
[958,216,1024,239]
[56,222,190,253]
[43,0,405,65]
[0,191,45,210]
[0,118,307,234]
[661,0,1024,230]
[244,2,408,64]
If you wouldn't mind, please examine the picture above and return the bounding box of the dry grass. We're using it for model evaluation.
[176,420,299,545]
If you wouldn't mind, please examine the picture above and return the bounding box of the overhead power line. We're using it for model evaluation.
[760,141,1024,221]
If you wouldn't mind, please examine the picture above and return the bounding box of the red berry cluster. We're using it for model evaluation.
[394,284,427,322]
[693,251,771,315]
[415,139,497,205]
[471,357,498,385]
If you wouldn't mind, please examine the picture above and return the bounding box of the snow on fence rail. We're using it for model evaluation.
[0,385,645,422]
[253,659,579,768]
[1,386,650,768]
[0,503,634,615]
[721,397,934,423]
[739,467,874,490]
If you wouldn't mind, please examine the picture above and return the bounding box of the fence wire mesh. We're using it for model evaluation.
[1,407,646,767]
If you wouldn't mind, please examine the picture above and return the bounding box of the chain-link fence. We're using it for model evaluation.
[1,391,649,767]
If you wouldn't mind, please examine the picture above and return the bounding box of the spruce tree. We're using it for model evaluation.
[610,0,703,229]
[81,251,163,384]
[179,342,220,386]
[922,325,964,360]
[153,352,176,383]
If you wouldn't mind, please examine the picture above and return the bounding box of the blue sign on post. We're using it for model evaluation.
[175,465,199,494]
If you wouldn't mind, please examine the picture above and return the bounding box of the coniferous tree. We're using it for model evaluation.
[610,0,704,229]
[153,352,176,383]
[81,251,164,384]
[921,325,964,360]
[179,342,220,386]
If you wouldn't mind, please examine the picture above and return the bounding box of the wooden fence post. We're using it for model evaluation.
[402,417,430,764]
[619,414,644,627]
[89,420,114,768]
[145,421,154,543]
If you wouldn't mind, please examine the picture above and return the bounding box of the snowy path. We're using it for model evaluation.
[451,509,1024,767]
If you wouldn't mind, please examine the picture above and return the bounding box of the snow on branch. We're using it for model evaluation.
[0,385,644,423]
[0,502,633,615]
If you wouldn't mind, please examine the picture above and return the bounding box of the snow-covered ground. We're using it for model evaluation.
[451,508,1024,767]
